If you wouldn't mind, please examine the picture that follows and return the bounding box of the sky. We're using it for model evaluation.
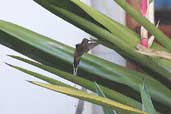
[0,0,90,114]
[0,0,126,114]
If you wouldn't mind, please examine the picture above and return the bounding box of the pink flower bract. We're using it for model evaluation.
[140,0,148,16]
[141,38,148,48]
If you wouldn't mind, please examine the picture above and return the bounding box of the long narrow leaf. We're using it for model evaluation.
[9,55,171,108]
[95,82,117,114]
[0,20,171,107]
[141,81,157,114]
[71,0,137,47]
[71,0,167,50]
[30,81,147,114]
[33,0,171,81]
[5,63,75,89]
[6,63,161,114]
[7,63,129,114]
[6,61,142,110]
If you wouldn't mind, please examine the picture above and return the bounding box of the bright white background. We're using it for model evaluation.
[0,0,90,114]
[0,0,125,114]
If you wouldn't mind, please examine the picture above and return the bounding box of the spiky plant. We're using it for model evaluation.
[0,0,171,114]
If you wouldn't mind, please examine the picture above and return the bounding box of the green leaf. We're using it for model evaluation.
[70,0,137,47]
[0,20,170,107]
[6,62,129,114]
[6,61,142,111]
[33,0,171,81]
[30,81,147,114]
[9,55,171,108]
[141,81,157,114]
[5,63,75,89]
[5,63,160,114]
[95,82,117,114]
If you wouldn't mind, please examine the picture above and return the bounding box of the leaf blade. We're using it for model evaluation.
[7,60,142,111]
[33,0,171,81]
[0,19,170,107]
[30,81,147,114]
[95,82,117,114]
[9,55,171,108]
[141,81,157,114]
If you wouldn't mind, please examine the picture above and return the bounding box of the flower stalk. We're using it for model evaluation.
[140,0,149,48]
[136,1,171,60]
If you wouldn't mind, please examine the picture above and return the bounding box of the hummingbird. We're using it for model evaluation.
[73,38,98,114]
[73,38,98,69]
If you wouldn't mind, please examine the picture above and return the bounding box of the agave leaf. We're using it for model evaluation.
[9,55,171,108]
[30,81,147,114]
[141,81,157,114]
[33,0,171,81]
[114,0,171,50]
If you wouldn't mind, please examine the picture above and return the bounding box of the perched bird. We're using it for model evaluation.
[73,38,98,114]
[73,38,98,69]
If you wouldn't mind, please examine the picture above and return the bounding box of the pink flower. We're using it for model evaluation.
[140,0,149,48]
[140,0,148,16]
[141,38,148,48]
